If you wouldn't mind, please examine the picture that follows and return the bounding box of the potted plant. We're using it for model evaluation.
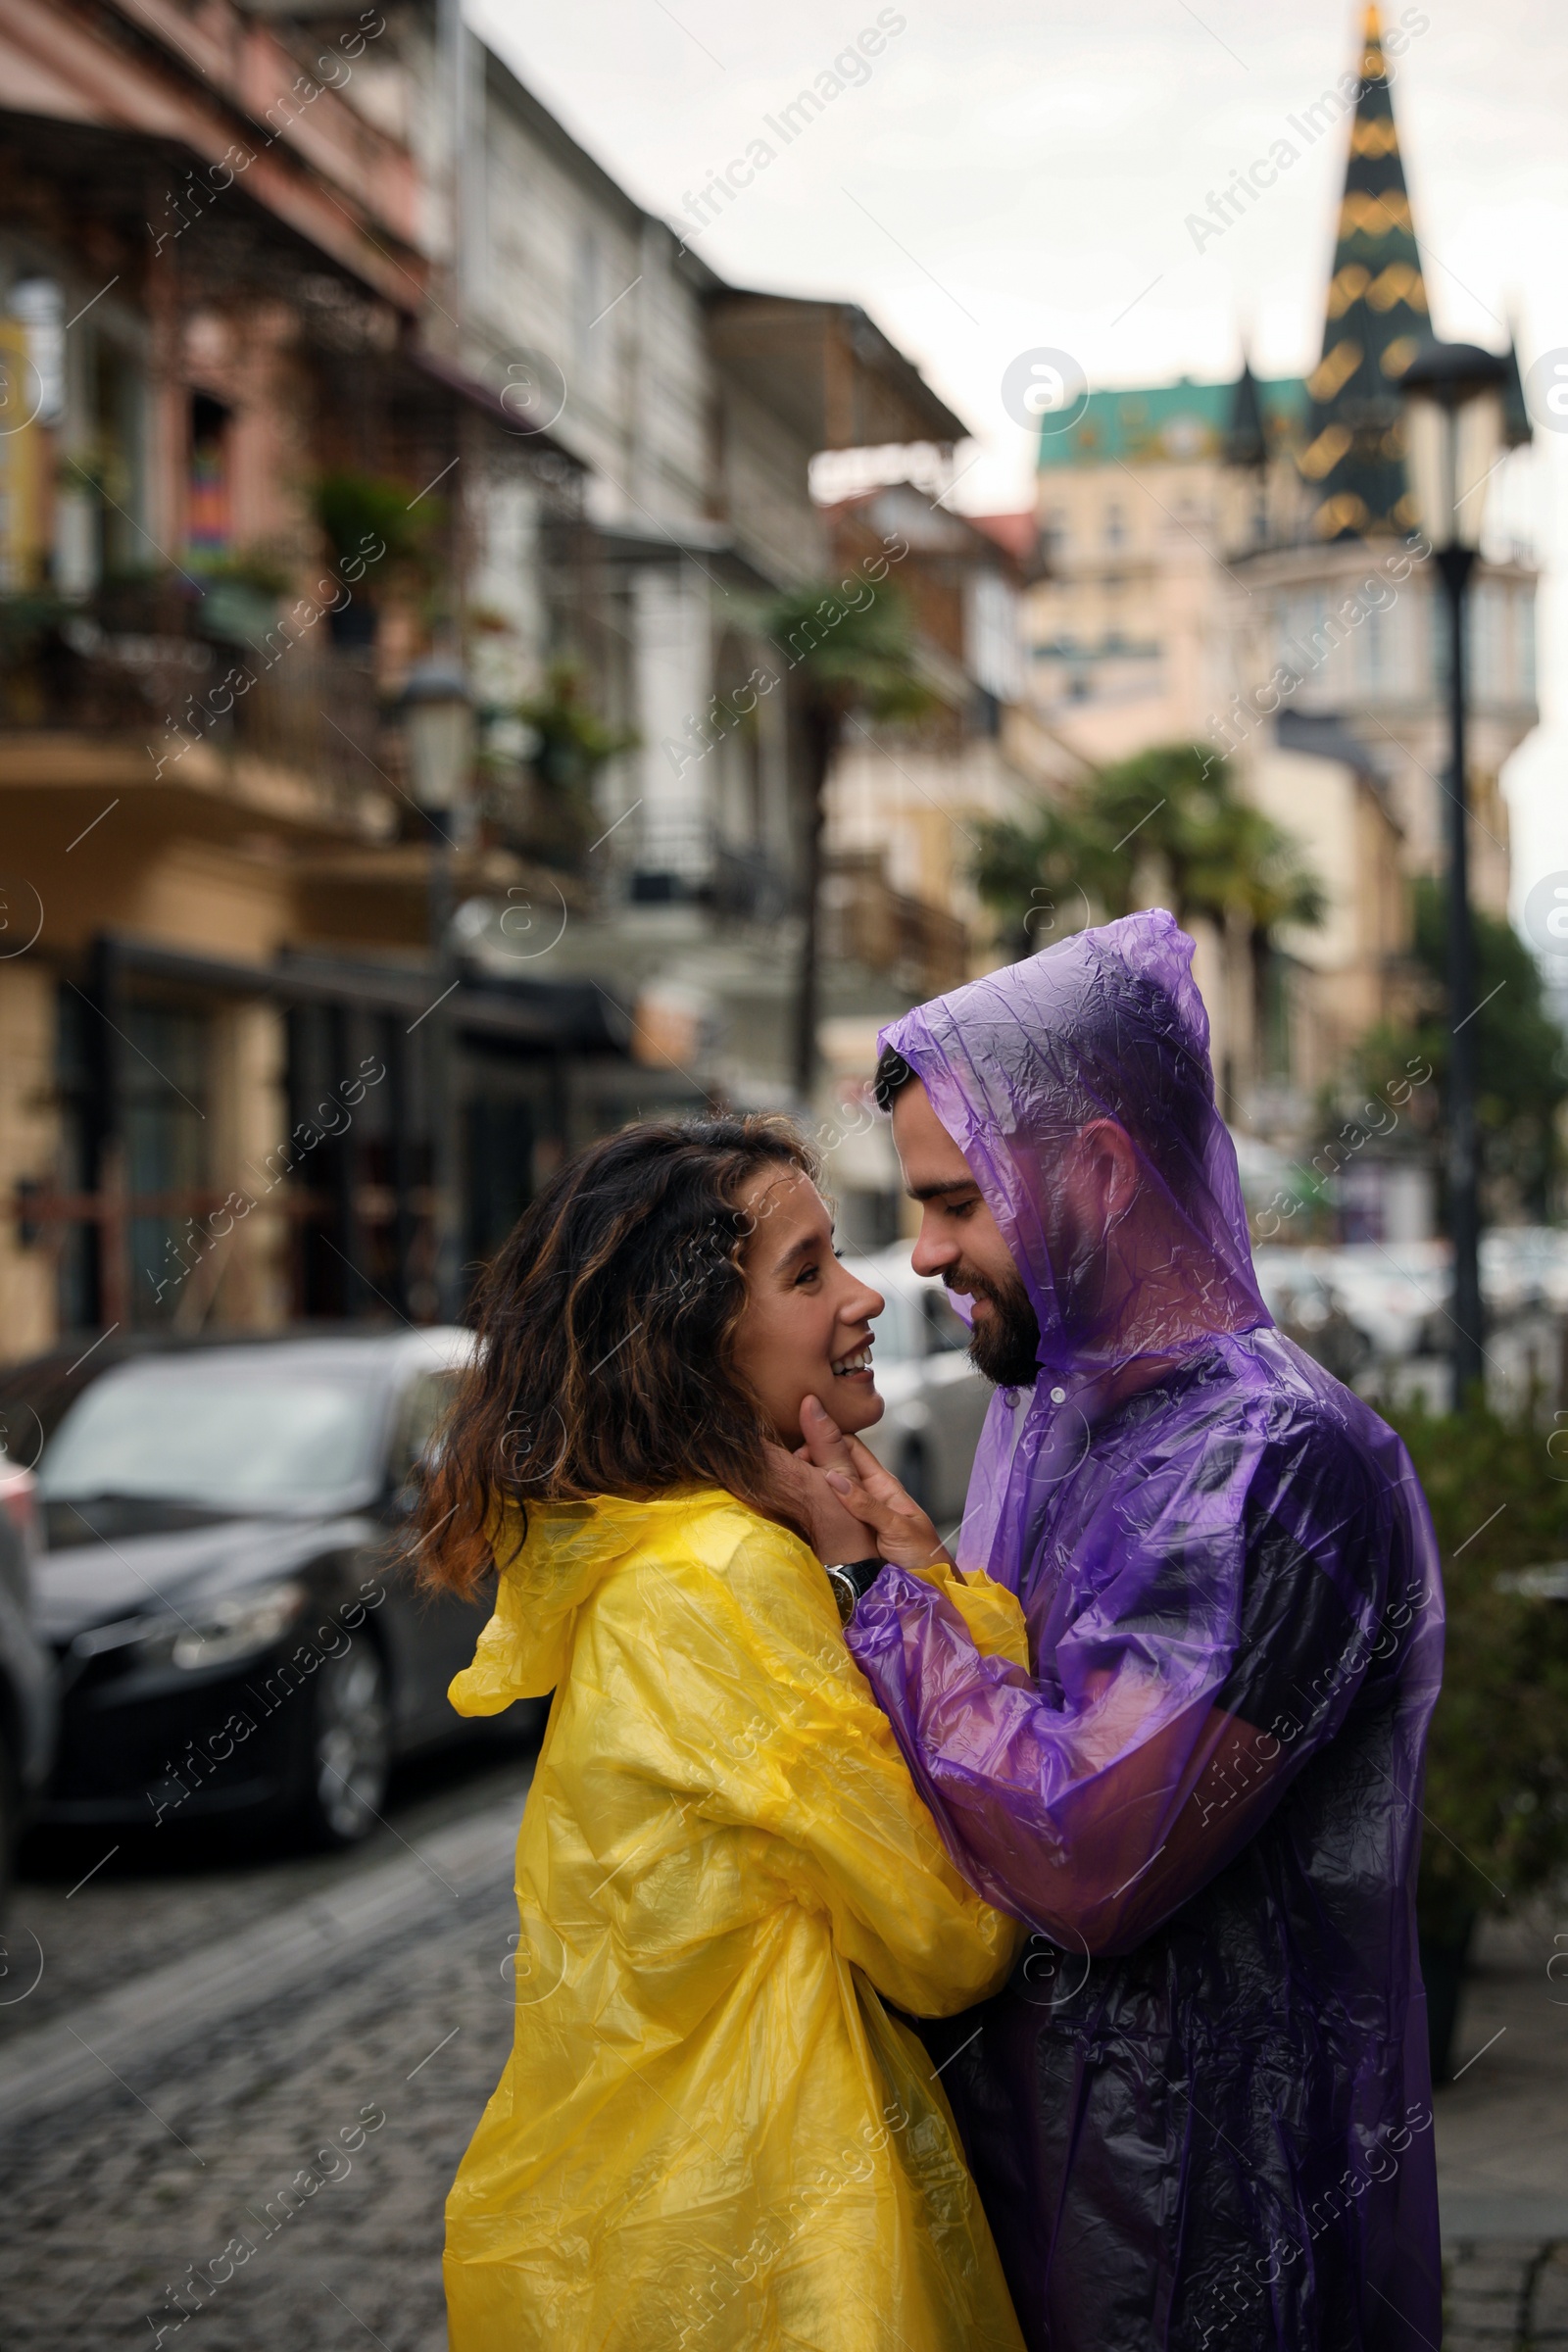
[499,662,636,872]
[310,470,440,648]
[186,543,294,647]
[1386,1394,1568,2081]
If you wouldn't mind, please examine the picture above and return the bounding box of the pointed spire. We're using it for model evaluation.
[1298,2,1429,539]
[1500,330,1531,449]
[1226,353,1267,468]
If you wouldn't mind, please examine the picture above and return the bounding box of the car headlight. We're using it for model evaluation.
[70,1580,312,1676]
[168,1580,308,1671]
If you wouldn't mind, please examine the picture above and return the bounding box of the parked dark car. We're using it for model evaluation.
[0,1445,57,1908]
[10,1329,510,1848]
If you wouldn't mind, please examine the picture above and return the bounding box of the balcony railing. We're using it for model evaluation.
[820,852,969,998]
[0,588,399,829]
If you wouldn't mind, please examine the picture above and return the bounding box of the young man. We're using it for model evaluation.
[803,910,1443,2352]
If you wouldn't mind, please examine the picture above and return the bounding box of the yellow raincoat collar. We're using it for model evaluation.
[450,1489,731,1715]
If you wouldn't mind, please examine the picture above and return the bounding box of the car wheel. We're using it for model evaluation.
[900,1440,932,1516]
[302,1635,392,1847]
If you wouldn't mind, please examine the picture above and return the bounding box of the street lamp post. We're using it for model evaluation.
[400,656,473,1324]
[1398,342,1512,1409]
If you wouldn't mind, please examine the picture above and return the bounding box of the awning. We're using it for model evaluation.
[705,293,969,453]
[95,932,634,1054]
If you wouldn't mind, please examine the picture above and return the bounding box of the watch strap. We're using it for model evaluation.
[823,1556,885,1626]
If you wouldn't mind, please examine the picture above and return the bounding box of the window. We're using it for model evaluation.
[1426,594,1446,702]
[1103,502,1126,550]
[91,338,145,578]
[572,226,602,369]
[0,280,61,592]
[125,1004,210,1323]
[55,986,97,1332]
[466,1094,535,1266]
[1522,589,1538,702]
[187,391,231,552]
[9,278,64,422]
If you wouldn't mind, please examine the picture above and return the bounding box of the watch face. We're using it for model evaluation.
[825,1565,858,1626]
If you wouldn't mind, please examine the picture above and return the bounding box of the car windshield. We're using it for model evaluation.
[38,1363,384,1512]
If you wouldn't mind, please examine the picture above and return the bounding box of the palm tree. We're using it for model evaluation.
[1091,748,1324,1053]
[972,795,1119,960]
[973,743,1324,1064]
[1087,746,1324,941]
[760,582,937,1098]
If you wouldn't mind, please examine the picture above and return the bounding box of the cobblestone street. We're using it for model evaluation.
[0,1901,513,2349]
[1437,1908,1568,2348]
[0,1469,1557,2352]
[0,1758,1562,2348]
[0,1754,531,2350]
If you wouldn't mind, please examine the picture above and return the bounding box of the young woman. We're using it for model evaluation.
[417,1115,1027,2352]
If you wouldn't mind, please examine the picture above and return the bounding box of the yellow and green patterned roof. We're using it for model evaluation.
[1036,374,1306,471]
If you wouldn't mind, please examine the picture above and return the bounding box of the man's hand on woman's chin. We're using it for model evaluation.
[764,1441,874,1565]
[795,1396,956,1576]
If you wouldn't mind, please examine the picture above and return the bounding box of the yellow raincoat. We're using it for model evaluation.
[444,1487,1029,2352]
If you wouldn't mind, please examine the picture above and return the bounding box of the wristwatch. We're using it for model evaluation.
[823,1556,885,1627]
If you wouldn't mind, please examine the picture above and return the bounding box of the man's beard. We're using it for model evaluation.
[952,1268,1041,1388]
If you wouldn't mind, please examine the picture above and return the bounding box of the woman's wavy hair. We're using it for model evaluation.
[416,1114,819,1595]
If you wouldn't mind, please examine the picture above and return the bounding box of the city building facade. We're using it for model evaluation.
[0,0,972,1355]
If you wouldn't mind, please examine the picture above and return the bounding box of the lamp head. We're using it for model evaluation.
[1399,340,1510,412]
[399,657,472,812]
[1398,340,1512,552]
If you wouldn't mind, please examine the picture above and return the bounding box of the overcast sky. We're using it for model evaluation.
[472,0,1568,919]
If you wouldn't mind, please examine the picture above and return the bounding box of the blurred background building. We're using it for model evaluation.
[1022,7,1537,1193]
[0,26,1561,2333]
[0,0,1054,1348]
[0,0,1553,1351]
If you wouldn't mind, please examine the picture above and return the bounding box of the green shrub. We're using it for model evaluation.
[1383,1394,1568,1942]
[310,470,440,580]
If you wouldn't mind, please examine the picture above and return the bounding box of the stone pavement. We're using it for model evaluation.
[0,1788,525,2349]
[0,1779,1561,2346]
[1438,1905,1568,2349]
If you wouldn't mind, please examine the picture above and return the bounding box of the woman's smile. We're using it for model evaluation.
[730,1169,886,1446]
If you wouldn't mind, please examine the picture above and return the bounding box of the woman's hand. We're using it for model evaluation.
[796,1396,955,1575]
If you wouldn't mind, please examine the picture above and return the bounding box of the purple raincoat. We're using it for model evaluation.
[846,911,1443,2352]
